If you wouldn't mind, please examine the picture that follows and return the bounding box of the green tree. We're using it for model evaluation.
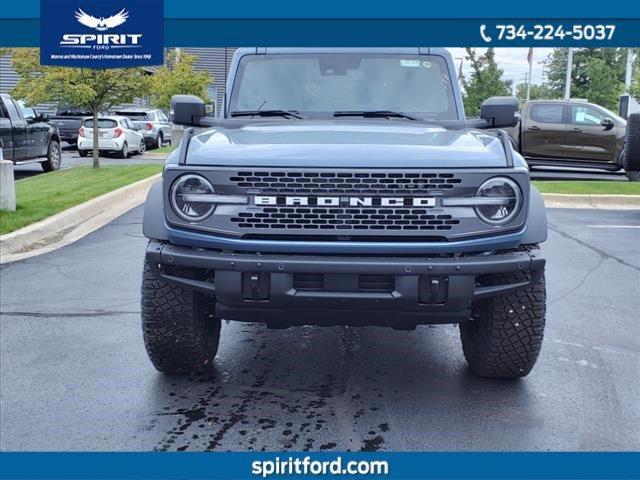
[514,83,555,102]
[462,48,513,117]
[543,48,629,110]
[11,48,150,168]
[149,49,212,110]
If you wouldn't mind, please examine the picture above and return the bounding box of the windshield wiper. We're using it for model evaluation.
[333,110,419,121]
[230,110,306,119]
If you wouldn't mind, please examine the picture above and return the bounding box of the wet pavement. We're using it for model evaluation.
[1,207,639,451]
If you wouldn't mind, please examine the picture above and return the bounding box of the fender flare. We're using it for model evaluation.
[143,182,169,241]
[522,185,548,245]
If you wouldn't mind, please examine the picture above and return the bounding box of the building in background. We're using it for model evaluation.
[0,48,237,116]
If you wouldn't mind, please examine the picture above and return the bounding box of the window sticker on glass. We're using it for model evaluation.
[422,61,432,68]
[400,59,420,67]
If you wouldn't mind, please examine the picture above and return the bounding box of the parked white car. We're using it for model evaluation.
[77,116,146,158]
[114,108,172,149]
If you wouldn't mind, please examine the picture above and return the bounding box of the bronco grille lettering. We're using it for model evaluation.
[254,196,436,207]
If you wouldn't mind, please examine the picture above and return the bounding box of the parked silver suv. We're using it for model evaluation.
[114,108,172,149]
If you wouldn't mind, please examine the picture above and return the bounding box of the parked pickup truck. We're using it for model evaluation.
[509,99,640,181]
[141,48,552,379]
[0,93,62,171]
[49,105,93,146]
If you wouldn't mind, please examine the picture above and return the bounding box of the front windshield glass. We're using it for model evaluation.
[229,53,458,120]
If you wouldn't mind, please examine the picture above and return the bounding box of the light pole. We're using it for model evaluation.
[624,48,634,94]
[564,48,573,100]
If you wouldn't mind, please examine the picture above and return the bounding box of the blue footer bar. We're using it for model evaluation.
[0,452,639,480]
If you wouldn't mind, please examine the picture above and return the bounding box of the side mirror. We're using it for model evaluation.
[601,117,614,130]
[171,95,206,126]
[480,96,520,128]
[134,124,142,131]
[39,113,49,123]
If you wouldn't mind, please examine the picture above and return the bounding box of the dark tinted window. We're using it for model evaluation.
[530,104,564,124]
[84,119,118,129]
[0,101,7,119]
[116,111,150,121]
[57,106,92,116]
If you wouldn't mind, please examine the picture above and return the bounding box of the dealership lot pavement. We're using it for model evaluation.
[1,208,639,451]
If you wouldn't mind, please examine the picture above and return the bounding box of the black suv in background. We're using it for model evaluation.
[0,93,62,171]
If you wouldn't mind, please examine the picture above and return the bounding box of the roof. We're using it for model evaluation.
[233,47,451,58]
[113,107,158,113]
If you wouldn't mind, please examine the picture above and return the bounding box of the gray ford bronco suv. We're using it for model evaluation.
[141,48,548,378]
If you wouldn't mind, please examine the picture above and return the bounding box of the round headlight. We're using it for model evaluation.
[170,174,215,222]
[475,177,522,225]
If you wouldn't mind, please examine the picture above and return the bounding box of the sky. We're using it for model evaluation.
[447,47,554,88]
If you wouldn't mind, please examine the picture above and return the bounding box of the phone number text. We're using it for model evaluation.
[492,24,616,41]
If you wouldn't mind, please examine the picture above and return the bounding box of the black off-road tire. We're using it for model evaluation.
[41,140,62,172]
[460,268,546,378]
[624,113,640,173]
[626,170,640,182]
[141,258,221,374]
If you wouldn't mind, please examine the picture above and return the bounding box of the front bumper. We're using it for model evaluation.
[78,137,124,151]
[146,241,545,328]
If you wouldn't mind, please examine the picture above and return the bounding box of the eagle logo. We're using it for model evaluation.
[74,8,129,31]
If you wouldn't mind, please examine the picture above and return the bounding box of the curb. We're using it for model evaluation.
[0,173,161,264]
[541,193,640,210]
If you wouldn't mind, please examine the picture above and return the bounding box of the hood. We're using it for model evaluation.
[174,120,510,168]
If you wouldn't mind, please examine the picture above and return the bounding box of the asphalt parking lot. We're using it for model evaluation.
[0,207,639,452]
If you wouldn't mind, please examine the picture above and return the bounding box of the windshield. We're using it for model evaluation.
[57,106,91,116]
[229,53,458,120]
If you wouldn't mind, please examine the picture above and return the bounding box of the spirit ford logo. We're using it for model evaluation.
[59,8,142,48]
[255,196,437,207]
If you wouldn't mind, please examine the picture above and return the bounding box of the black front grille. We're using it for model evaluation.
[292,274,395,293]
[230,171,462,195]
[231,207,460,231]
[359,275,395,292]
[293,273,324,291]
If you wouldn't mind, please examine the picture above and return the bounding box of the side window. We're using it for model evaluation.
[123,119,132,129]
[148,111,157,121]
[0,101,7,119]
[4,99,21,121]
[158,111,168,122]
[530,104,564,124]
[572,105,606,126]
[16,100,35,120]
